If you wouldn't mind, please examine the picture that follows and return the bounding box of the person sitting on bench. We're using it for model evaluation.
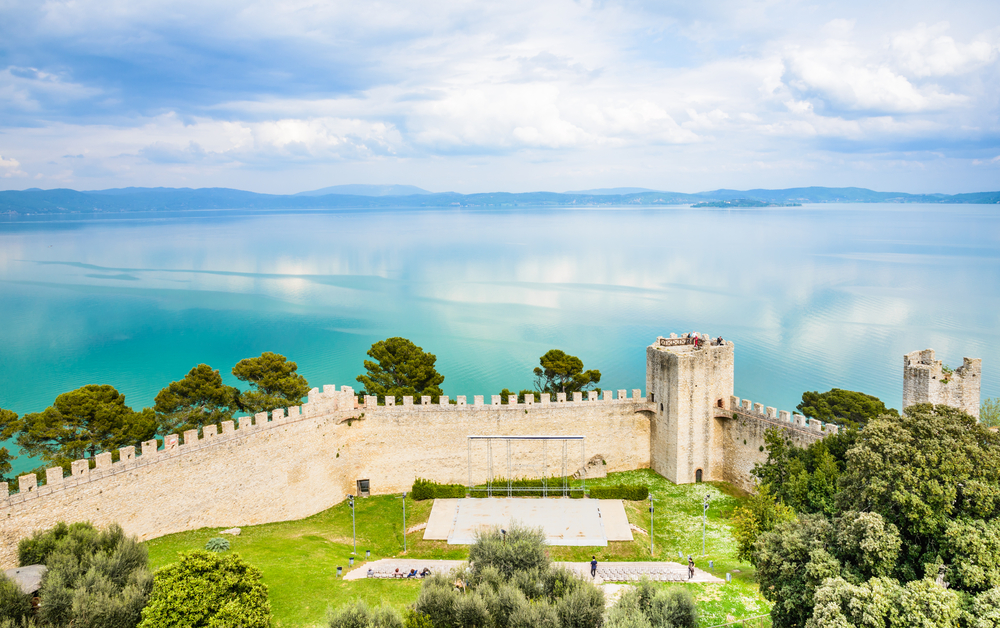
[393,568,403,578]
[420,567,431,577]
[407,569,418,578]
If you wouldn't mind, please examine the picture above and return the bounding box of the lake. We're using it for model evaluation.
[1,204,997,473]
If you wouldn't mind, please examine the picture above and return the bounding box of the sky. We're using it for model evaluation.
[0,0,998,194]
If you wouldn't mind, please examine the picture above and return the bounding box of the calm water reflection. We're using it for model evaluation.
[1,204,997,470]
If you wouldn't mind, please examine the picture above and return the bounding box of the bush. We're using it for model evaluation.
[412,478,466,500]
[27,522,152,628]
[469,477,583,498]
[469,524,549,581]
[412,523,604,628]
[589,485,649,501]
[138,551,271,628]
[328,600,403,628]
[403,610,434,628]
[0,574,31,624]
[17,520,114,567]
[610,579,697,628]
[205,537,230,552]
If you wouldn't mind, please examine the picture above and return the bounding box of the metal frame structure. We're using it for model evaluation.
[467,435,586,497]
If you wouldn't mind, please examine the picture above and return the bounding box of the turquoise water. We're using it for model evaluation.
[1,204,998,473]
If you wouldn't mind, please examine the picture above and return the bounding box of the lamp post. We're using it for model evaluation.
[402,491,408,553]
[348,495,356,555]
[702,492,711,556]
[649,494,654,557]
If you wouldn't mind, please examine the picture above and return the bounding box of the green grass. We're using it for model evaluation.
[145,470,770,627]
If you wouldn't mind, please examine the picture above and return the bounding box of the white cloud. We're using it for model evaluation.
[1,1,999,192]
[783,39,966,113]
[0,154,27,178]
[891,23,998,78]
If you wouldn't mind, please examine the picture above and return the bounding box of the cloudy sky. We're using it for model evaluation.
[0,0,998,194]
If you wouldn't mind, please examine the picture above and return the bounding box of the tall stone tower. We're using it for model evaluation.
[646,334,734,484]
[903,349,981,418]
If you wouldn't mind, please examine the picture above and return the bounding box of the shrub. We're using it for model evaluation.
[646,588,698,628]
[412,478,466,500]
[555,583,605,628]
[30,523,152,628]
[138,551,271,628]
[0,574,31,624]
[205,537,230,552]
[611,579,698,628]
[589,485,649,500]
[17,520,111,567]
[403,610,434,628]
[328,600,403,628]
[470,477,582,498]
[413,577,458,628]
[469,524,549,581]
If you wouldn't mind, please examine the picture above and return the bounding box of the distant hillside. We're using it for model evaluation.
[0,186,997,215]
[565,187,661,194]
[295,184,432,197]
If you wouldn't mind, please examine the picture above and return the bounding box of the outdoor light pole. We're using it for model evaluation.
[702,493,711,556]
[649,494,654,557]
[402,491,407,553]
[349,495,356,555]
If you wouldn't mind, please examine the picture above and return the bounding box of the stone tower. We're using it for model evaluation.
[903,349,981,418]
[646,334,734,484]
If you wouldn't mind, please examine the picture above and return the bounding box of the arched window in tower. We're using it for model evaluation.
[695,469,703,483]
[716,399,724,408]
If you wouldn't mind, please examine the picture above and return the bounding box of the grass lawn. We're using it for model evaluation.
[145,470,770,627]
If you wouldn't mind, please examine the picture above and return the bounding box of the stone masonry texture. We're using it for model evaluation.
[0,336,979,568]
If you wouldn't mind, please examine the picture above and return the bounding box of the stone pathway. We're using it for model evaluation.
[343,558,723,583]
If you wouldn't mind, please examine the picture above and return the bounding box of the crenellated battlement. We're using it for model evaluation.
[0,334,980,569]
[359,388,646,409]
[2,384,650,506]
[903,349,981,418]
[722,396,839,437]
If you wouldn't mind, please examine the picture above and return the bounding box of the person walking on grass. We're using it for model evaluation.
[591,556,598,578]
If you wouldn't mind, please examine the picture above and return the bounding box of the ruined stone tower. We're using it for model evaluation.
[646,334,734,484]
[903,349,981,418]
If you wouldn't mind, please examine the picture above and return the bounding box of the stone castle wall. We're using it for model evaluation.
[0,388,653,568]
[719,396,834,491]
[903,349,982,418]
[0,334,966,567]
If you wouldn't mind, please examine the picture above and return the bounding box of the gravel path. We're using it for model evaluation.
[343,558,723,583]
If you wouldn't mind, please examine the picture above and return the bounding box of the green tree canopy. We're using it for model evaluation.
[754,403,1000,628]
[356,337,445,402]
[33,522,152,628]
[731,484,794,563]
[532,350,601,395]
[139,551,271,628]
[232,352,311,414]
[982,397,1000,429]
[796,388,898,429]
[13,385,156,464]
[154,364,239,436]
[836,403,1000,581]
[752,427,856,515]
[0,408,18,482]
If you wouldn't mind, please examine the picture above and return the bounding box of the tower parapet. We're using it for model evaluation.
[646,333,734,484]
[903,349,981,418]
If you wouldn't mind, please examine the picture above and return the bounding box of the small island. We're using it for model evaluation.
[692,198,802,208]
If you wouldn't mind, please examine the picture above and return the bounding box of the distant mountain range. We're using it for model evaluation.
[295,184,432,197]
[1,186,998,215]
